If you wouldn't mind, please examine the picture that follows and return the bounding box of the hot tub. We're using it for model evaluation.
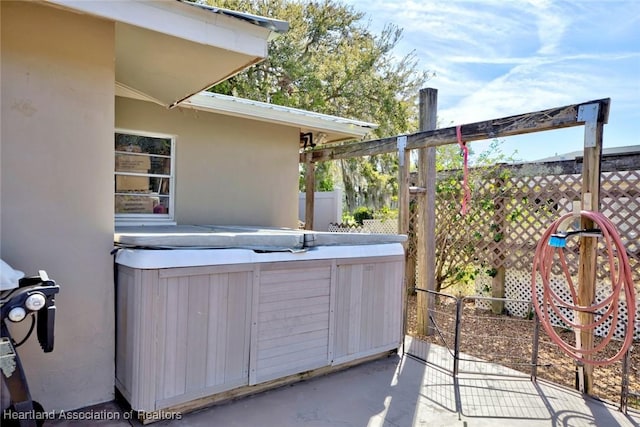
[114,226,405,417]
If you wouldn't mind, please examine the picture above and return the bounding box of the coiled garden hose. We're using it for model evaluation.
[531,210,636,366]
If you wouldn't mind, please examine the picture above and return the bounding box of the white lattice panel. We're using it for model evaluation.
[362,219,398,234]
[328,219,398,234]
[474,275,491,310]
[476,270,640,341]
[328,223,365,233]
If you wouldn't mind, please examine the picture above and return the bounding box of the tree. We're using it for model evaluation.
[200,0,430,212]
[299,161,336,192]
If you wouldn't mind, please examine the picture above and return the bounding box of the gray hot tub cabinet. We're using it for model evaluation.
[115,228,405,415]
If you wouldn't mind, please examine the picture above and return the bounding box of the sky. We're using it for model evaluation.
[344,0,640,162]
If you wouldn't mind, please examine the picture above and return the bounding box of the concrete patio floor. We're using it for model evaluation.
[48,348,639,427]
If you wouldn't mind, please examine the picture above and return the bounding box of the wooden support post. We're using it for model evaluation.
[304,153,315,230]
[576,104,604,394]
[491,174,506,314]
[398,137,411,241]
[491,267,506,314]
[417,88,438,336]
[398,140,411,339]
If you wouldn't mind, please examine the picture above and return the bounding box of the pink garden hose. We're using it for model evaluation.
[531,210,636,366]
[456,125,470,215]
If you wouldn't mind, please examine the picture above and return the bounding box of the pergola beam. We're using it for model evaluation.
[300,98,610,163]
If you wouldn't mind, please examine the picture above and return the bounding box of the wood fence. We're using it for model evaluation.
[406,149,640,292]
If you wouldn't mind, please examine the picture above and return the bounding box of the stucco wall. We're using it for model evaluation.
[115,97,300,228]
[1,2,115,410]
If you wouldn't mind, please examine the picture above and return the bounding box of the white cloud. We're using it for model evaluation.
[525,0,569,55]
[385,0,536,60]
[347,0,640,158]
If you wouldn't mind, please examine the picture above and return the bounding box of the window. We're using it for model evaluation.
[115,130,175,225]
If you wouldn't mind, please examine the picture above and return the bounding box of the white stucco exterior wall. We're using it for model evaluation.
[1,2,115,410]
[115,97,300,228]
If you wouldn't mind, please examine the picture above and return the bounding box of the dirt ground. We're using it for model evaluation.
[406,294,639,410]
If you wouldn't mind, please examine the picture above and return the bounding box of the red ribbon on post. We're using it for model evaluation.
[456,125,471,215]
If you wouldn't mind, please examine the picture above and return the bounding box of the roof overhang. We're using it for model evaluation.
[182,92,378,144]
[45,0,288,108]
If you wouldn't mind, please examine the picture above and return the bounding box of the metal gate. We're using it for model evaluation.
[404,287,638,414]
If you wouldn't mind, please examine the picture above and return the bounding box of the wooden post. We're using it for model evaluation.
[491,267,506,314]
[576,104,604,394]
[398,140,410,340]
[398,140,411,240]
[417,88,438,336]
[491,174,506,314]
[304,153,315,230]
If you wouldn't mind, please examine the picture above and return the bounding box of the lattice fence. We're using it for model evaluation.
[429,165,639,279]
[474,269,640,341]
[410,154,640,340]
[328,223,366,233]
[362,219,398,234]
[407,197,419,288]
[328,219,397,234]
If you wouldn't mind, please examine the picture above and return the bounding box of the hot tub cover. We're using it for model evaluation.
[115,225,305,251]
[302,231,406,247]
[114,225,407,251]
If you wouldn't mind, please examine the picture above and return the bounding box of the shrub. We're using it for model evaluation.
[352,206,374,225]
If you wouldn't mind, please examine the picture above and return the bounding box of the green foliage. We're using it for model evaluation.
[202,0,430,206]
[352,206,374,225]
[342,154,399,212]
[373,206,397,222]
[341,212,357,226]
[299,161,335,192]
[439,264,480,296]
[435,138,517,172]
[526,306,535,320]
[342,206,397,227]
[485,267,498,278]
[432,139,518,293]
[507,208,523,222]
[209,0,428,134]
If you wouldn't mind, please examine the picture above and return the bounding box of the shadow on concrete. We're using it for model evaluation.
[46,345,640,427]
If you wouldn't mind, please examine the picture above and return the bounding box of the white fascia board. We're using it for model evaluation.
[183,92,378,139]
[45,0,273,58]
[115,82,166,106]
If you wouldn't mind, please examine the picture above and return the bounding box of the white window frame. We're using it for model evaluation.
[115,128,176,226]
